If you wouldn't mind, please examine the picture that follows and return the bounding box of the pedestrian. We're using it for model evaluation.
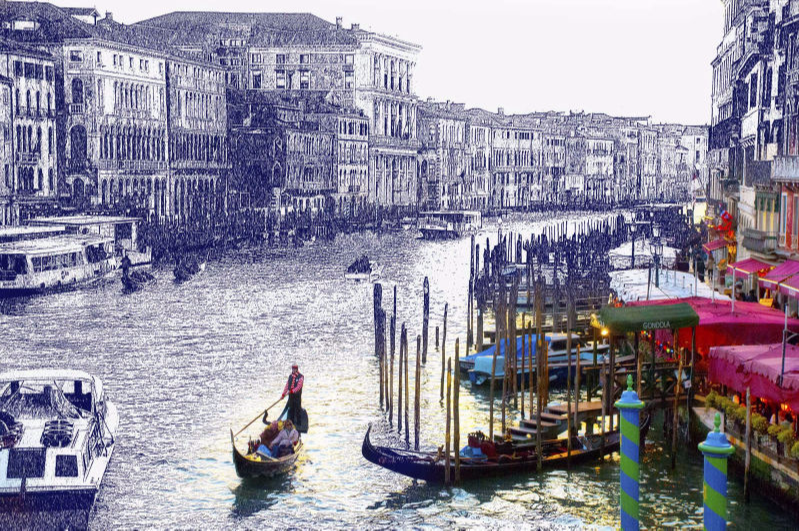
[282,363,304,426]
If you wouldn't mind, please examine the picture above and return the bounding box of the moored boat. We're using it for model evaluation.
[0,370,118,519]
[418,211,482,240]
[361,411,650,483]
[345,255,382,282]
[0,235,118,297]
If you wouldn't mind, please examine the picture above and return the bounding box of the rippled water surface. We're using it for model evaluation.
[1,211,794,529]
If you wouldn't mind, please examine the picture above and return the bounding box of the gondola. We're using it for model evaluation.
[362,411,650,483]
[230,404,309,479]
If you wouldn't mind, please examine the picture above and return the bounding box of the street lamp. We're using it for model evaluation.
[630,222,637,269]
[651,224,662,287]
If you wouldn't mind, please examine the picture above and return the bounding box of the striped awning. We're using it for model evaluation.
[759,259,799,291]
[702,238,727,253]
[726,258,774,279]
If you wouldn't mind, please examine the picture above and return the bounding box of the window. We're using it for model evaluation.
[129,57,134,69]
[159,62,164,74]
[300,71,310,89]
[140,59,145,70]
[55,455,78,477]
[113,54,118,66]
[13,61,22,77]
[276,53,286,65]
[252,72,262,89]
[23,63,34,78]
[300,54,309,64]
[69,50,83,62]
[749,73,758,109]
[345,71,354,89]
[781,193,788,235]
[276,70,286,89]
[7,449,46,478]
[251,53,262,64]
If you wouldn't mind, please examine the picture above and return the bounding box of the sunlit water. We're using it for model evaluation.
[1,211,793,529]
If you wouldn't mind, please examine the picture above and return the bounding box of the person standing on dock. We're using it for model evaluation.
[282,364,304,426]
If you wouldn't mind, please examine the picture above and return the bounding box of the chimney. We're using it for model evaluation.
[105,12,113,22]
[351,23,360,31]
[498,107,505,116]
[336,17,343,29]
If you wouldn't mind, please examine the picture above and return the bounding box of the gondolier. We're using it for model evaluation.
[282,364,304,426]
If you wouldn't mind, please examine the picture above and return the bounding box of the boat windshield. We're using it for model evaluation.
[0,380,86,420]
[0,254,28,276]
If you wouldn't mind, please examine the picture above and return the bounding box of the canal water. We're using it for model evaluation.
[1,211,794,529]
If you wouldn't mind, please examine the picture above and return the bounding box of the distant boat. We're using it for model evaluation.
[418,211,482,240]
[173,257,206,282]
[0,235,118,297]
[345,255,382,282]
[0,370,118,518]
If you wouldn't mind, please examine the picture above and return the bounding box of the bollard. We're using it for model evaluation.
[614,375,645,531]
[698,412,735,531]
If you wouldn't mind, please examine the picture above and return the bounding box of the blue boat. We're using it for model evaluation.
[466,334,609,386]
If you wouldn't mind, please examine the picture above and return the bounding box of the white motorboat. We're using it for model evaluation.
[0,370,118,523]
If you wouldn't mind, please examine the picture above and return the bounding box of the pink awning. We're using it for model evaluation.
[709,343,799,409]
[781,275,799,299]
[726,258,773,279]
[702,239,727,253]
[758,259,799,290]
[627,297,799,353]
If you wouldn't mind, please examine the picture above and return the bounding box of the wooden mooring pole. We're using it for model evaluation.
[445,357,452,485]
[440,304,448,400]
[404,328,410,445]
[454,338,461,483]
[414,334,421,451]
[422,277,430,364]
[398,324,405,434]
[744,386,752,503]
[671,330,683,470]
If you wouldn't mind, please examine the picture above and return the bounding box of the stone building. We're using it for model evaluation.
[0,38,57,223]
[0,75,12,225]
[417,100,469,210]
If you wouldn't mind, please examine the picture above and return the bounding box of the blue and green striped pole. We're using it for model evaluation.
[698,412,735,531]
[614,374,645,531]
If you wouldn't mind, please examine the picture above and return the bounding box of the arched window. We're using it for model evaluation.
[16,125,21,153]
[37,169,43,191]
[48,127,53,155]
[71,78,84,104]
[70,125,87,162]
[15,89,19,115]
[36,127,41,155]
[35,91,40,114]
[25,90,31,113]
[48,169,54,193]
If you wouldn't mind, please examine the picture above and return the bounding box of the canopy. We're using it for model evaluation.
[610,269,730,303]
[702,239,727,253]
[758,259,799,291]
[709,343,799,410]
[780,274,799,299]
[593,303,699,334]
[628,297,799,353]
[726,258,773,280]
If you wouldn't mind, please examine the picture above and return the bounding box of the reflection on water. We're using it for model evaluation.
[0,211,793,528]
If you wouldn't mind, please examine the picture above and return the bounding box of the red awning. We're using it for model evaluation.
[759,260,799,290]
[702,239,727,253]
[627,296,799,353]
[709,343,799,410]
[726,258,773,279]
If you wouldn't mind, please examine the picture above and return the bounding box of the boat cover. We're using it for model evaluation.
[593,303,699,334]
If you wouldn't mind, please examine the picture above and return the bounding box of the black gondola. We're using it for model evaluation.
[230,404,308,479]
[362,411,650,483]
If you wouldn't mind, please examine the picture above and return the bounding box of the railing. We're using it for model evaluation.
[16,152,39,164]
[742,227,778,254]
[98,160,167,172]
[772,155,799,182]
[69,103,84,114]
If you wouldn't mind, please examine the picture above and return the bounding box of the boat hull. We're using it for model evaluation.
[0,487,97,513]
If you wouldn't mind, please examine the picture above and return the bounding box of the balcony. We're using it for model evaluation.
[772,155,799,182]
[98,159,167,173]
[69,103,84,114]
[16,152,39,165]
[742,227,778,255]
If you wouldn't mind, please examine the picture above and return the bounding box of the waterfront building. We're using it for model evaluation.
[165,56,228,224]
[229,92,334,217]
[0,38,57,223]
[417,100,470,210]
[465,112,493,211]
[0,75,12,225]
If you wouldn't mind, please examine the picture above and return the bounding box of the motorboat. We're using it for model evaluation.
[0,370,118,522]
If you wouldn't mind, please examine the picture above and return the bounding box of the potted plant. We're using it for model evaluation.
[752,414,768,447]
[777,428,797,458]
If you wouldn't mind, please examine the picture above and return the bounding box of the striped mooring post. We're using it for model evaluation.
[614,374,645,531]
[698,412,735,531]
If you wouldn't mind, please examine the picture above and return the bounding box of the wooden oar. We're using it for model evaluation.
[233,397,283,439]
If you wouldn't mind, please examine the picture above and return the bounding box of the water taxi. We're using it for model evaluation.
[418,211,482,240]
[0,370,118,524]
[0,235,118,297]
